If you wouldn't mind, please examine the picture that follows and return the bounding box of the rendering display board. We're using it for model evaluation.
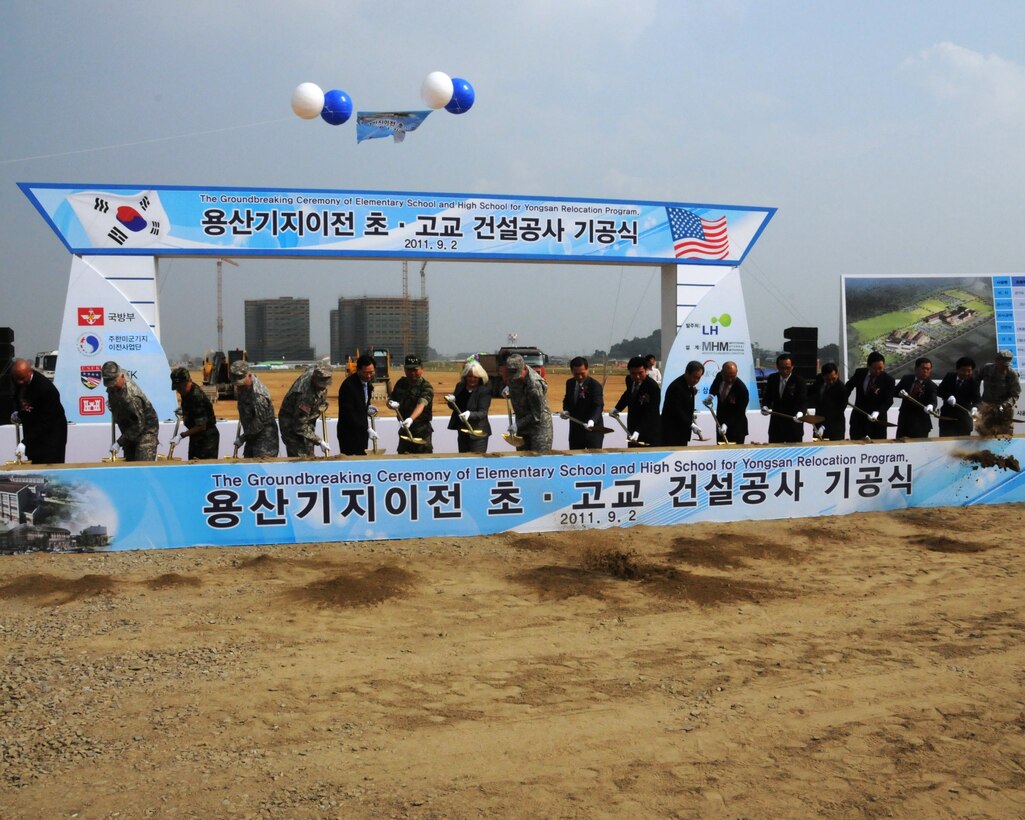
[841,274,1014,378]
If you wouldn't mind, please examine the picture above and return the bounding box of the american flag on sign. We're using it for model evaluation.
[666,207,730,260]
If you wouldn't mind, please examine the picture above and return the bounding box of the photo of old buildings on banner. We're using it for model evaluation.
[2,439,1021,552]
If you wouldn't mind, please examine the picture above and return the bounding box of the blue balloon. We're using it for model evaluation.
[445,78,475,114]
[321,89,353,125]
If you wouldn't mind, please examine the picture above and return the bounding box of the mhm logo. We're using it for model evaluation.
[702,313,732,336]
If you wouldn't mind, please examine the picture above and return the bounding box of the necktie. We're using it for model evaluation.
[911,380,922,398]
[779,378,786,398]
[578,382,584,401]
[364,382,369,406]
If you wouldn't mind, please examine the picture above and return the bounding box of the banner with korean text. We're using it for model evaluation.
[19,183,775,266]
[0,438,1020,553]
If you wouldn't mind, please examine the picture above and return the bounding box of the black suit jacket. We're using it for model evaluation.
[447,382,492,436]
[615,377,661,446]
[14,372,68,464]
[661,375,699,446]
[935,372,980,436]
[763,372,807,443]
[809,377,848,441]
[707,374,749,443]
[336,373,372,455]
[845,367,895,439]
[895,374,937,439]
[563,376,604,449]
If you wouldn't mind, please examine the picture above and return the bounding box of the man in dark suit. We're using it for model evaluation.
[705,360,748,444]
[845,351,896,440]
[936,356,981,437]
[612,356,661,446]
[10,358,67,464]
[561,356,604,449]
[761,354,807,443]
[661,360,705,446]
[336,354,376,455]
[809,363,848,441]
[895,357,938,439]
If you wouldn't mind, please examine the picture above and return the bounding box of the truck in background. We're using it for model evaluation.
[478,346,549,387]
[34,351,58,381]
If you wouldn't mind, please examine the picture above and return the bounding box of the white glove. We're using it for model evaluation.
[15,442,26,458]
[366,405,378,417]
[9,411,19,424]
[501,386,510,399]
[109,445,120,457]
[629,431,639,442]
[458,410,470,422]
[559,410,570,419]
[971,406,979,417]
[387,400,400,410]
[316,437,330,454]
[585,419,595,430]
[691,423,702,435]
[720,424,728,435]
[507,423,518,436]
[444,394,456,403]
[946,395,956,406]
[170,433,183,446]
[702,397,714,408]
[794,411,804,420]
[609,408,621,418]
[814,425,825,438]
[869,411,879,421]
[760,406,771,416]
[174,407,183,418]
[367,428,379,441]
[899,389,909,398]
[233,437,244,449]
[925,404,934,413]
[402,417,413,429]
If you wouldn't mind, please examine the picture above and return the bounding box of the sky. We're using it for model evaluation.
[3,1,1025,362]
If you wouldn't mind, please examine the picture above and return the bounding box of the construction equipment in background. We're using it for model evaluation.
[479,345,549,385]
[401,260,428,360]
[344,347,392,395]
[202,348,248,401]
[34,351,58,381]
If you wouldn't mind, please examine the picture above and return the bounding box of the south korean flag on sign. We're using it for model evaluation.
[67,190,170,249]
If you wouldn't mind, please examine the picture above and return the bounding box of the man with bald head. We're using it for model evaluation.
[10,358,68,464]
[705,360,749,444]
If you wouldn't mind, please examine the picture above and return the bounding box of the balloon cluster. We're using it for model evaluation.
[290,71,475,126]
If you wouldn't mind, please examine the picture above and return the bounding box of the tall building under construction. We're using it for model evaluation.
[331,297,429,364]
[244,297,315,362]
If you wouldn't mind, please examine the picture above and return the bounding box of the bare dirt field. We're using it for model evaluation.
[3,505,1025,817]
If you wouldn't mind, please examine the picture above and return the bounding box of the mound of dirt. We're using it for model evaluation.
[285,565,416,608]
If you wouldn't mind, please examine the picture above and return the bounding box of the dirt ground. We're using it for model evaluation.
[202,364,624,422]
[3,505,1025,817]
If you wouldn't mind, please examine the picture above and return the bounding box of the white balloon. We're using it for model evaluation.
[420,71,453,109]
[291,82,325,119]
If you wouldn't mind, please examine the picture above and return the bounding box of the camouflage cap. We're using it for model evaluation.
[311,363,333,382]
[229,359,250,383]
[101,361,121,385]
[404,354,422,369]
[170,366,191,386]
[504,354,526,377]
[997,349,1014,362]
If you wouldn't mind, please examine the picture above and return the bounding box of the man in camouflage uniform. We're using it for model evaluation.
[230,360,280,458]
[504,353,553,452]
[169,367,220,460]
[388,354,433,455]
[279,363,332,458]
[977,349,1022,437]
[102,360,159,461]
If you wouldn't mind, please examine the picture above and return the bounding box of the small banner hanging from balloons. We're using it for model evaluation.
[290,71,474,143]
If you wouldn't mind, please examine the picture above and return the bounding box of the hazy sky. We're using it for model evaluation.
[3,1,1024,360]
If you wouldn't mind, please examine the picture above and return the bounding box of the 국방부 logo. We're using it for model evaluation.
[80,365,102,389]
[77,306,105,326]
[77,333,102,356]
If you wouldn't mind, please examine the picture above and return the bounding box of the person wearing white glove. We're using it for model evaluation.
[366,404,378,417]
[762,354,808,444]
[389,354,434,454]
[814,425,825,439]
[562,357,605,450]
[706,361,749,444]
[316,437,331,457]
[720,423,728,436]
[809,362,846,443]
[946,394,956,406]
[448,360,492,453]
[846,351,895,441]
[231,359,280,459]
[367,427,379,441]
[501,386,510,399]
[507,422,518,437]
[14,442,26,461]
[974,350,1021,436]
[869,411,879,421]
[936,357,980,437]
[9,358,69,464]
[170,433,184,447]
[690,423,702,437]
[170,366,220,460]
[444,393,457,404]
[233,437,245,450]
[628,431,640,442]
[760,406,771,416]
[337,354,377,456]
[895,358,938,439]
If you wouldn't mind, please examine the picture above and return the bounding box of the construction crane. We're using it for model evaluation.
[401,261,427,358]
